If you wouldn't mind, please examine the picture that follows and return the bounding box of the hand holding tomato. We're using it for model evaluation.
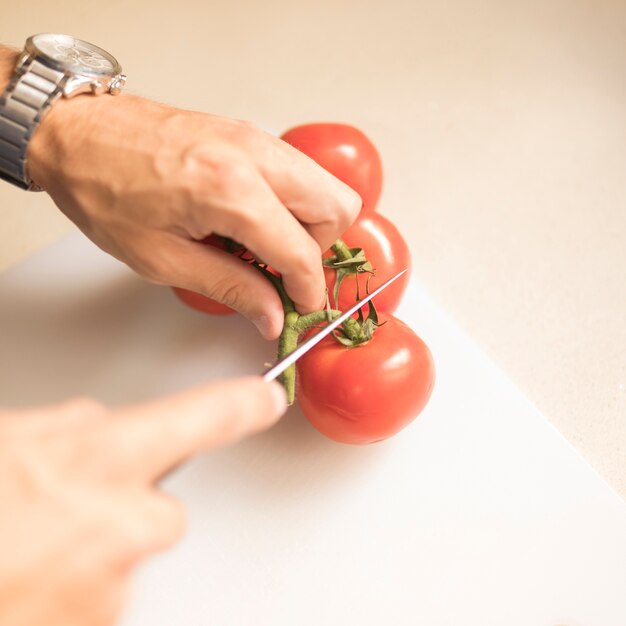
[31,97,362,341]
[173,119,433,446]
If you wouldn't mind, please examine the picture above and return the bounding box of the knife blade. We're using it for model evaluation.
[262,268,408,382]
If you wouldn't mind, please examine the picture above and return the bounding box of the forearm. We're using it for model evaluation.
[0,44,19,92]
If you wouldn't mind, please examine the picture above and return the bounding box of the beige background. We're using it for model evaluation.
[1,1,625,498]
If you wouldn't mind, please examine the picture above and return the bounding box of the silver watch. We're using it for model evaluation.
[0,33,126,190]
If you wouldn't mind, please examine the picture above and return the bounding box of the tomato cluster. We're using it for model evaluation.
[283,123,434,444]
[171,123,434,445]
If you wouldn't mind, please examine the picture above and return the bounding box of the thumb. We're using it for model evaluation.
[158,236,286,340]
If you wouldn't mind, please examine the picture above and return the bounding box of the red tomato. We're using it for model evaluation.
[170,235,235,315]
[171,286,234,315]
[296,315,435,444]
[280,123,383,213]
[325,212,410,314]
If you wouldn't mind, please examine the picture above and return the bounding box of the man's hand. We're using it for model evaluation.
[0,378,286,626]
[26,93,362,339]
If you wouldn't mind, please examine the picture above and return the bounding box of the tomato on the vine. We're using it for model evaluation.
[170,235,235,316]
[171,286,234,315]
[296,315,435,444]
[325,212,410,314]
[280,123,383,213]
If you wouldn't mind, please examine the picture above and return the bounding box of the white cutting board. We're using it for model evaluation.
[1,233,625,626]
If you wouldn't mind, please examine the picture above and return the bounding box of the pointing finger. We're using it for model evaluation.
[106,377,286,483]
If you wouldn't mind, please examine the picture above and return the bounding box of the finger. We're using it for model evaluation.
[60,575,129,626]
[1,396,107,437]
[203,167,328,313]
[106,377,286,483]
[104,490,187,567]
[257,134,362,250]
[145,233,286,340]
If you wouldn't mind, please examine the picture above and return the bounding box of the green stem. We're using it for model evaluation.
[251,263,295,313]
[251,239,362,404]
[340,316,365,342]
[279,309,342,405]
[294,309,341,334]
[295,310,362,342]
[277,309,368,404]
[278,311,300,404]
[331,238,354,262]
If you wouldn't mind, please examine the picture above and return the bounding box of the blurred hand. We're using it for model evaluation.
[0,378,286,626]
[27,94,362,339]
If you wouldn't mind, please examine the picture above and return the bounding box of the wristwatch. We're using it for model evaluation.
[0,33,126,190]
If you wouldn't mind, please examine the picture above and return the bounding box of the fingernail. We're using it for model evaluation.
[253,315,273,340]
[267,381,288,416]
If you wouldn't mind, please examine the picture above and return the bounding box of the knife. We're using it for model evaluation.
[263,268,408,382]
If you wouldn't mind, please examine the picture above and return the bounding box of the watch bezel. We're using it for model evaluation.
[25,33,122,78]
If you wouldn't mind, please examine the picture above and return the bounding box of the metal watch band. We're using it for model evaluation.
[0,59,65,190]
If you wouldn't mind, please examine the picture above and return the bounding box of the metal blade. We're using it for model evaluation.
[262,268,408,382]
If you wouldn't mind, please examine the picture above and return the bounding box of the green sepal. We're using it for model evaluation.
[325,246,376,308]
[354,272,380,327]
[331,330,361,347]
[323,288,334,323]
[361,317,377,341]
[332,267,351,308]
[330,272,381,348]
[323,247,365,268]
[365,293,379,326]
[331,325,372,348]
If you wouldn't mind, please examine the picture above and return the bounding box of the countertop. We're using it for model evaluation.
[1,0,625,499]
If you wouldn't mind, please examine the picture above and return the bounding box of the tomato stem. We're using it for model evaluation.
[252,237,373,404]
[251,262,295,313]
[294,310,340,334]
[277,312,300,402]
[276,309,344,404]
[331,238,355,262]
[220,236,373,403]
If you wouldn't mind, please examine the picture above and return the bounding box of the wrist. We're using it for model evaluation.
[0,45,19,93]
[28,91,169,195]
[0,36,129,192]
[27,92,105,190]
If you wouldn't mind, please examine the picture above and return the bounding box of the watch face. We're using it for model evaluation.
[28,34,121,76]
